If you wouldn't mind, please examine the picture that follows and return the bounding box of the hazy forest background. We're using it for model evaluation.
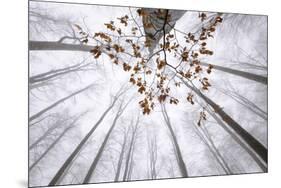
[28,1,268,187]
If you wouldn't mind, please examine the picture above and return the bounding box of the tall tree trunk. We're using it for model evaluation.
[114,133,128,182]
[48,96,120,186]
[200,62,267,85]
[181,79,268,165]
[29,41,95,52]
[29,83,94,122]
[83,100,129,183]
[161,104,188,177]
[122,117,139,181]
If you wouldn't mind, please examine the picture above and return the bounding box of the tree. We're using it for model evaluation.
[122,116,140,181]
[180,78,267,165]
[29,112,86,171]
[161,104,188,177]
[29,83,95,122]
[48,88,125,186]
[83,98,131,183]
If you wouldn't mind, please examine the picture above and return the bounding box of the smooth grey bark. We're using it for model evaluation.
[29,41,95,52]
[181,79,268,165]
[161,104,188,177]
[29,83,94,122]
[122,117,139,181]
[200,62,267,85]
[114,132,128,182]
[83,100,130,183]
[48,95,120,186]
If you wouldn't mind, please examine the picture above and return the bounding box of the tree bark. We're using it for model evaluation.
[29,41,95,52]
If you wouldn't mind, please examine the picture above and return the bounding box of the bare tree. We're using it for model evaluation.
[161,104,188,177]
[114,126,129,182]
[29,112,87,171]
[180,78,267,166]
[48,88,125,186]
[83,98,131,183]
[200,62,267,85]
[29,83,94,122]
[122,116,140,181]
[192,122,232,174]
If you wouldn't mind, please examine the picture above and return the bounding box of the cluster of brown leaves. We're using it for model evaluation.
[206,64,214,74]
[117,15,129,26]
[200,77,211,90]
[156,57,166,70]
[84,11,223,115]
[197,110,207,126]
[90,46,102,59]
[187,93,195,105]
[94,32,112,43]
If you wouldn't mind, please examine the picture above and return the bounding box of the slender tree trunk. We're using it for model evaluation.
[29,83,94,122]
[200,62,267,85]
[29,41,95,52]
[181,79,268,165]
[161,104,188,177]
[83,101,128,183]
[123,117,139,181]
[147,131,158,179]
[114,133,127,182]
[48,97,119,186]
